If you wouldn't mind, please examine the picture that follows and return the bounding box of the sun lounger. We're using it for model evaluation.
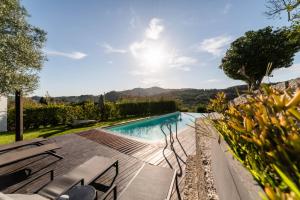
[1,192,48,200]
[36,156,118,200]
[0,143,62,168]
[119,163,176,200]
[0,138,46,153]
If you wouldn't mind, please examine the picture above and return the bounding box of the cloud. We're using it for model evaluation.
[45,50,87,59]
[169,56,197,71]
[129,40,147,58]
[206,79,221,83]
[289,63,300,71]
[130,17,137,29]
[197,35,232,56]
[102,43,127,54]
[223,3,232,14]
[129,70,149,76]
[141,78,163,86]
[107,61,113,64]
[130,39,197,72]
[128,17,198,87]
[129,7,140,29]
[145,18,164,40]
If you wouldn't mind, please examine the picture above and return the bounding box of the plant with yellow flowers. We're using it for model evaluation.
[209,85,300,199]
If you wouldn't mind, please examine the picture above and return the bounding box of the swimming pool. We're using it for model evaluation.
[105,112,203,142]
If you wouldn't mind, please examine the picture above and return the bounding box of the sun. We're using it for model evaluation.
[139,42,169,72]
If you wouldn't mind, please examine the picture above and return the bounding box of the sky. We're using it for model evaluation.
[22,0,300,96]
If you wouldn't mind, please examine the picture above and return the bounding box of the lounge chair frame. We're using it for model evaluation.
[31,157,118,200]
[0,138,46,153]
[0,143,63,168]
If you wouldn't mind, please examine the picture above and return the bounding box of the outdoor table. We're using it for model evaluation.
[65,185,96,200]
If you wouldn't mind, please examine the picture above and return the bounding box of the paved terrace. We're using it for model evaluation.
[0,127,196,200]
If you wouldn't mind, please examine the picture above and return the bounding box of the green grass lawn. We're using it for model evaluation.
[0,117,142,145]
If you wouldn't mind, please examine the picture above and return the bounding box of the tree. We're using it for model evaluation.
[265,0,300,47]
[0,0,47,140]
[265,0,299,21]
[220,27,299,90]
[98,94,105,120]
[39,97,48,105]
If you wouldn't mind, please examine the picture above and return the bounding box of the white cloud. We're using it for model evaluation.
[289,63,300,71]
[128,17,198,87]
[130,39,197,72]
[141,78,163,86]
[129,40,147,58]
[223,3,232,14]
[130,17,137,29]
[102,43,127,54]
[129,7,140,29]
[145,18,164,40]
[129,70,149,76]
[45,50,87,60]
[169,56,197,71]
[206,79,221,83]
[197,35,232,56]
[107,61,113,64]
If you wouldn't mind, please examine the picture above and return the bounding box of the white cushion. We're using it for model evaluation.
[0,193,14,200]
[6,193,48,200]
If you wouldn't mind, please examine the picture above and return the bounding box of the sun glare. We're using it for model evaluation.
[142,44,167,69]
[137,42,169,72]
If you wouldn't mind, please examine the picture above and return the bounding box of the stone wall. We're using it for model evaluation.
[196,118,264,200]
[232,77,300,105]
[0,96,7,132]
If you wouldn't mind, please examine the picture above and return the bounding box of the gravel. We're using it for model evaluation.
[197,135,219,200]
[183,120,219,200]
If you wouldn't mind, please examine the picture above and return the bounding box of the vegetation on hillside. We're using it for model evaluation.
[209,86,300,199]
[29,85,250,112]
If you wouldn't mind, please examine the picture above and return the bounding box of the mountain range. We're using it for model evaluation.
[32,85,248,108]
[31,77,300,109]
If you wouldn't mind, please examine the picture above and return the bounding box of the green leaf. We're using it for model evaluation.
[273,165,300,198]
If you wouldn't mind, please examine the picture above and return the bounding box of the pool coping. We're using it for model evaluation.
[98,125,192,145]
[99,112,199,144]
[103,112,181,129]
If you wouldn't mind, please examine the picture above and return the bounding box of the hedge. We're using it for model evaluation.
[7,101,117,130]
[117,100,177,117]
[8,105,84,130]
[7,100,177,130]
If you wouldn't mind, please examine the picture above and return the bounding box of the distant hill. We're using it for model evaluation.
[30,78,300,108]
[122,86,175,96]
[31,86,248,107]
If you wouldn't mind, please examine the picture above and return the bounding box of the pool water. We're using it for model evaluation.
[106,112,204,142]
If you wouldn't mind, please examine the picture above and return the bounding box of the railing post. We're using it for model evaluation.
[15,90,23,141]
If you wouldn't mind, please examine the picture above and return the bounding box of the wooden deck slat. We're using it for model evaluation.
[0,126,196,200]
[80,127,196,200]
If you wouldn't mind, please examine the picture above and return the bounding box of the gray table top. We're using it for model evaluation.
[66,185,96,200]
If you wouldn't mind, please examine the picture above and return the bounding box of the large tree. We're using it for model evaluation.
[265,0,299,22]
[265,0,300,45]
[0,0,46,140]
[220,27,299,90]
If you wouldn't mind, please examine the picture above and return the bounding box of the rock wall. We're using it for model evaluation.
[232,77,300,105]
[196,119,264,200]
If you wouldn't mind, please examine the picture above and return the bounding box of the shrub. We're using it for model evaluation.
[7,102,99,130]
[196,103,207,113]
[102,102,117,120]
[117,100,177,117]
[209,87,300,199]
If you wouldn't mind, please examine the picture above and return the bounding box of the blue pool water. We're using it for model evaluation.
[106,112,203,142]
